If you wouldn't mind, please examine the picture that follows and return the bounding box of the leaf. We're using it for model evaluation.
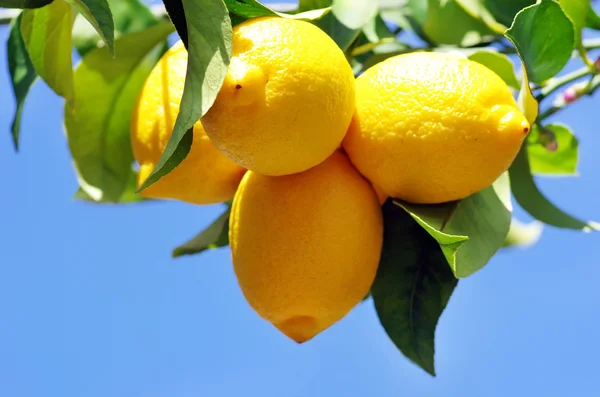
[20,0,75,105]
[7,12,38,150]
[585,3,600,29]
[313,9,361,50]
[508,142,599,231]
[504,1,575,84]
[64,0,115,55]
[332,0,377,30]
[298,0,332,11]
[73,170,150,203]
[467,50,520,89]
[162,0,188,47]
[223,0,330,21]
[72,0,156,57]
[137,0,232,193]
[558,0,589,47]
[64,22,175,202]
[0,0,53,8]
[484,0,535,26]
[503,218,543,248]
[371,201,458,377]
[516,63,539,125]
[528,124,578,176]
[172,207,231,258]
[454,0,506,32]
[398,173,513,278]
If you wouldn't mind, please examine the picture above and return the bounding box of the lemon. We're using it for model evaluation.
[132,41,246,205]
[343,52,530,204]
[229,151,383,343]
[202,16,355,176]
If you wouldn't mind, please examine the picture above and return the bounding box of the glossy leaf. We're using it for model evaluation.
[0,0,52,8]
[398,173,512,278]
[64,22,174,202]
[503,218,543,248]
[371,201,458,377]
[64,0,115,55]
[7,12,38,150]
[528,124,578,176]
[558,0,589,47]
[73,0,158,57]
[137,0,232,193]
[224,0,330,21]
[484,0,535,26]
[505,1,575,84]
[172,207,231,258]
[21,0,75,105]
[467,50,520,89]
[508,143,599,231]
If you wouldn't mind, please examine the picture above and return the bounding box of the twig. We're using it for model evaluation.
[538,74,600,121]
[536,66,591,101]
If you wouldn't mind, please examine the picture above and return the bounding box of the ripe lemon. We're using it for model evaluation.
[343,52,530,204]
[132,41,245,205]
[202,17,355,176]
[229,151,383,343]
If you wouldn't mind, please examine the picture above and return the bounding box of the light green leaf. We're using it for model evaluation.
[508,142,599,231]
[0,0,53,8]
[503,218,543,248]
[558,0,589,47]
[298,0,332,11]
[7,12,38,150]
[397,173,512,278]
[332,0,377,30]
[528,124,578,176]
[73,171,150,203]
[371,201,458,377]
[64,0,115,55]
[64,22,174,202]
[72,0,159,57]
[468,50,520,89]
[504,1,575,84]
[172,207,231,258]
[21,0,75,105]
[137,0,232,193]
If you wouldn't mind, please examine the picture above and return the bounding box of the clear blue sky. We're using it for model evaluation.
[1,2,600,397]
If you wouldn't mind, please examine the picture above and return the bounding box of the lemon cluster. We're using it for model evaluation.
[131,17,529,343]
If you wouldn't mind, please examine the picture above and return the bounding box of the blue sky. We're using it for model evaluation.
[1,2,600,397]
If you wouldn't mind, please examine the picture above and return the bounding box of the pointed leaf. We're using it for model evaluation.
[7,12,38,150]
[528,124,578,176]
[398,174,512,278]
[137,0,232,193]
[64,22,175,202]
[467,50,520,89]
[508,142,599,231]
[0,0,53,8]
[64,0,115,55]
[172,207,231,258]
[371,201,458,377]
[21,0,75,105]
[505,1,575,84]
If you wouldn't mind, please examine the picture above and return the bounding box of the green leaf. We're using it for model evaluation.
[64,22,174,202]
[454,0,506,32]
[73,170,150,203]
[332,0,377,30]
[467,50,520,89]
[398,173,512,278]
[504,1,575,84]
[298,0,332,11]
[172,207,231,258]
[503,218,543,248]
[224,0,330,21]
[508,142,599,231]
[137,0,232,193]
[20,0,75,105]
[64,0,115,55]
[528,124,578,176]
[585,3,600,29]
[72,0,158,57]
[371,201,458,377]
[0,0,52,8]
[516,65,539,125]
[484,0,535,26]
[7,12,38,150]
[162,0,188,47]
[558,0,589,47]
[313,9,360,50]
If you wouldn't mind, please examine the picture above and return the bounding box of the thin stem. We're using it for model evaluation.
[536,66,591,101]
[539,74,600,121]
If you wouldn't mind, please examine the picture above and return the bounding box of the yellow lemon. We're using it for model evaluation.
[202,17,355,176]
[343,52,530,204]
[132,41,245,205]
[229,151,383,343]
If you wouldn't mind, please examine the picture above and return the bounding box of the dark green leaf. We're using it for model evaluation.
[64,22,174,202]
[162,0,188,47]
[371,201,458,377]
[313,10,360,50]
[223,0,330,22]
[467,50,520,89]
[503,218,543,248]
[484,0,535,27]
[64,0,115,55]
[73,0,158,57]
[0,0,52,8]
[558,0,589,47]
[585,3,600,29]
[528,124,578,176]
[7,12,38,150]
[172,207,231,257]
[508,142,599,230]
[505,1,575,84]
[137,0,232,193]
[20,0,75,105]
[398,173,512,278]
